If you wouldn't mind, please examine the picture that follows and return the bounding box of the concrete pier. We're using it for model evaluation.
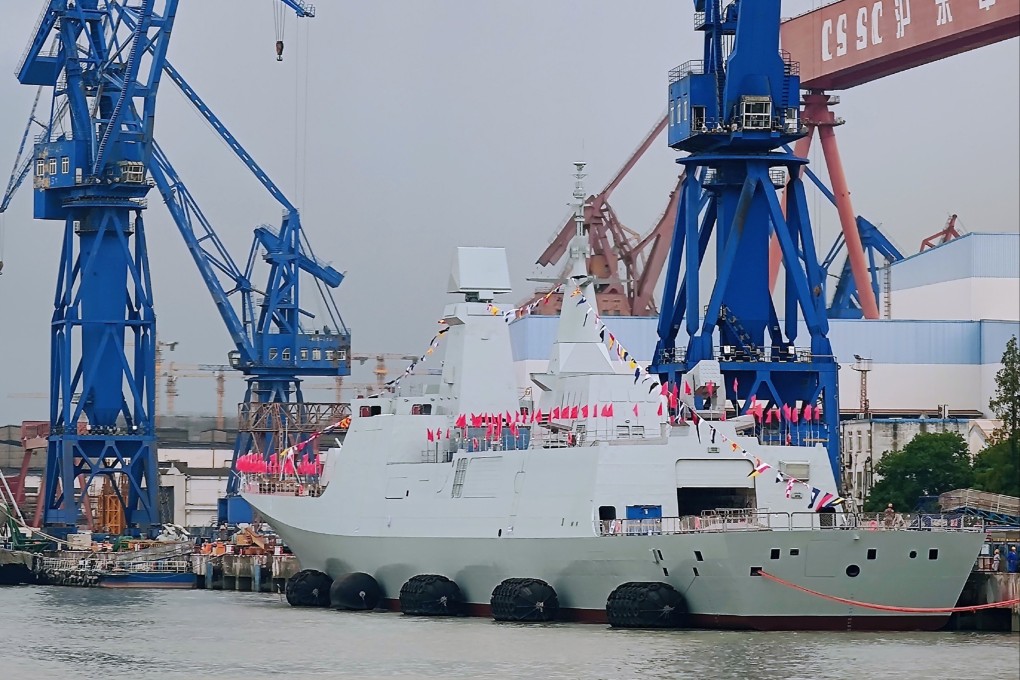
[191,553,300,593]
[952,571,1020,633]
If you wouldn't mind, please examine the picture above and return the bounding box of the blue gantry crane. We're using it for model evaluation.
[650,0,842,483]
[9,0,341,534]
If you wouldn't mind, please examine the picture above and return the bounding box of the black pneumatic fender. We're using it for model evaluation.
[330,571,382,611]
[490,577,560,622]
[606,582,687,628]
[285,569,334,607]
[399,574,465,616]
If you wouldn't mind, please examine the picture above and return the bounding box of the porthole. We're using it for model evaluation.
[846,564,860,577]
[909,550,917,559]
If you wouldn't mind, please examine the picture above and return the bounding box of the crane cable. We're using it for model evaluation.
[273,1,287,61]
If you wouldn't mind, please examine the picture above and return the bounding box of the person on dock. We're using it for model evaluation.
[1007,546,1018,574]
[991,548,1001,572]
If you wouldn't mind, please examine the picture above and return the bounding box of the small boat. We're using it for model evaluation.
[97,559,196,589]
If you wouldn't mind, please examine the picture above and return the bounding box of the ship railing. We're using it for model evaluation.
[823,512,986,532]
[106,560,191,574]
[596,511,984,536]
[598,510,776,536]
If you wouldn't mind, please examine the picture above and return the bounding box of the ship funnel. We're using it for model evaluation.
[447,247,512,303]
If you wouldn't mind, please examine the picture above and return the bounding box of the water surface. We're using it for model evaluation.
[1,587,1016,679]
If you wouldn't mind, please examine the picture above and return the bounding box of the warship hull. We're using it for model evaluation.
[251,496,984,631]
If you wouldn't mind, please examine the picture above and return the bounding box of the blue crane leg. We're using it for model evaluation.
[651,0,844,486]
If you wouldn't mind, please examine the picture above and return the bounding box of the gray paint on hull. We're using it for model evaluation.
[257,508,984,621]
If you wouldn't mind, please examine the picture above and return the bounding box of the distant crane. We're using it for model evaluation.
[533,117,682,317]
[920,214,964,252]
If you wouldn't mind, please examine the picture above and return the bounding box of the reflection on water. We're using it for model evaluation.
[1,586,1017,680]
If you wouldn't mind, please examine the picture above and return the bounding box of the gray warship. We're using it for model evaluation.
[244,198,984,630]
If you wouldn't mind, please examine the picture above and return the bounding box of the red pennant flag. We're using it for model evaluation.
[445,428,451,439]
[721,410,727,421]
[706,381,715,398]
[534,409,542,423]
[814,406,822,421]
[683,382,692,396]
[427,429,434,442]
[803,404,813,421]
[782,404,791,421]
[791,408,799,423]
[764,408,772,424]
[733,378,739,394]
[657,403,663,416]
[581,405,589,418]
[552,406,561,420]
[506,411,513,425]
[570,405,579,419]
[661,383,669,396]
[669,390,678,409]
[632,404,639,417]
[455,414,466,428]
[607,403,614,417]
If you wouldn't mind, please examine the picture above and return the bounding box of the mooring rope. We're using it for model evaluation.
[758,570,1020,613]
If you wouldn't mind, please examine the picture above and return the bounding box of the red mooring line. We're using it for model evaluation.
[758,570,1020,613]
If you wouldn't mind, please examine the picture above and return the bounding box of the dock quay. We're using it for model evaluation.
[953,571,1020,633]
[191,553,301,593]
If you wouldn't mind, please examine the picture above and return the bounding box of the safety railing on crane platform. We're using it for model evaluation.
[669,60,704,84]
[656,345,830,366]
[240,475,326,498]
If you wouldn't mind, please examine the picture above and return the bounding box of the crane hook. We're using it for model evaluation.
[276,40,284,62]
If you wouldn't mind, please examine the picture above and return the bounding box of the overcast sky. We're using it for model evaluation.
[0,1,1017,424]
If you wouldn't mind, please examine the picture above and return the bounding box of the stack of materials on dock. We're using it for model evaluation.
[192,524,300,592]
